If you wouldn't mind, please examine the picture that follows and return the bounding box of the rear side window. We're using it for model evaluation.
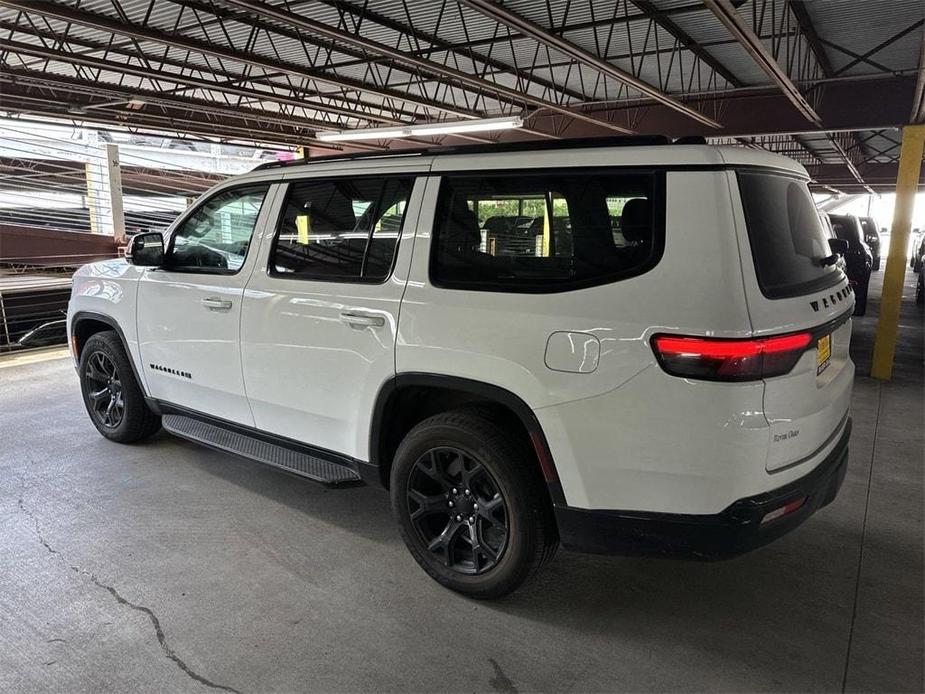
[738,171,839,299]
[431,170,663,292]
[271,177,413,282]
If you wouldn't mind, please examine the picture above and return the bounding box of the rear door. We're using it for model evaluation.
[731,169,853,472]
[240,169,425,460]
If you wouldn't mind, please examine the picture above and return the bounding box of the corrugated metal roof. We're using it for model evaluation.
[0,0,919,170]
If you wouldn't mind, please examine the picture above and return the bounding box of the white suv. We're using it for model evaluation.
[68,137,855,598]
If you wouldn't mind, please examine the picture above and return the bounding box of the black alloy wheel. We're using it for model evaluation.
[390,408,558,599]
[84,350,125,429]
[406,446,509,575]
[78,331,161,443]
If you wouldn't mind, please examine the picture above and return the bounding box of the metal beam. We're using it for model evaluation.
[912,28,925,124]
[825,133,876,195]
[0,24,414,125]
[702,0,822,126]
[0,88,350,150]
[0,0,478,120]
[217,0,634,135]
[0,56,372,133]
[304,0,589,105]
[788,1,836,76]
[788,1,875,185]
[456,0,723,129]
[627,0,743,88]
[832,19,924,77]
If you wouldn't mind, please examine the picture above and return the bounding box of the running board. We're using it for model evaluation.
[162,414,362,486]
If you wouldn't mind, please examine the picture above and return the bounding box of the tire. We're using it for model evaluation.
[390,408,558,599]
[916,274,924,305]
[853,278,869,316]
[873,257,880,272]
[79,331,161,443]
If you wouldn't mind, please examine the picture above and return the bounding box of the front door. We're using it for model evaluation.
[241,172,423,460]
[137,182,276,425]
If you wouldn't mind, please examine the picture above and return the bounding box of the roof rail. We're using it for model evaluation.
[251,134,674,171]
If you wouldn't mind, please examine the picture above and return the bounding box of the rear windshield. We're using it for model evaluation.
[738,171,840,299]
[830,216,862,245]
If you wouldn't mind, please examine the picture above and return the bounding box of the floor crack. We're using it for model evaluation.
[17,488,241,694]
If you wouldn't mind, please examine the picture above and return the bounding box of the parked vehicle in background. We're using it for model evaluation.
[859,217,881,271]
[829,214,873,316]
[14,318,67,349]
[911,234,925,273]
[913,237,925,306]
[916,263,923,305]
[911,229,923,267]
[68,137,855,598]
[819,213,847,277]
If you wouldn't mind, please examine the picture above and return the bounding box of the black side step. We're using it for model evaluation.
[162,414,362,486]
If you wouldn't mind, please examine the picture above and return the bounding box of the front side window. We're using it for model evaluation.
[167,184,270,273]
[431,170,662,292]
[271,177,413,282]
[738,171,840,299]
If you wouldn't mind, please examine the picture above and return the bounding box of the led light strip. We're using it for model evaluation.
[316,116,523,142]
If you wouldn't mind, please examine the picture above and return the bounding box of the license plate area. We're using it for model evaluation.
[816,334,831,376]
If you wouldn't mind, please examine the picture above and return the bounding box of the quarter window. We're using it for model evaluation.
[431,171,661,292]
[167,184,270,274]
[738,171,840,299]
[271,177,413,282]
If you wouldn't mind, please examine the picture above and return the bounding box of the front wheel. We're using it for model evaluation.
[390,409,558,599]
[79,331,161,443]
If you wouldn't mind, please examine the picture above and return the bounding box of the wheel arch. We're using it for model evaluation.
[71,311,148,397]
[370,373,565,505]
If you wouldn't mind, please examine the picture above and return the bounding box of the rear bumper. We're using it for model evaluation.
[555,417,851,559]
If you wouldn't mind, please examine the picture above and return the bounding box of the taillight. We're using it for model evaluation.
[651,332,812,381]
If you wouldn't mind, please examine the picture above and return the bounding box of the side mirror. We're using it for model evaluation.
[126,232,164,267]
[880,227,887,234]
[828,238,849,255]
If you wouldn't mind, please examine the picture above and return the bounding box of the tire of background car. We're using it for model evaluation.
[389,408,558,599]
[78,331,161,443]
[873,257,880,272]
[916,273,924,305]
[853,278,869,316]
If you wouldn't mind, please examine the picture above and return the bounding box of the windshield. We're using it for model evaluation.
[738,171,841,299]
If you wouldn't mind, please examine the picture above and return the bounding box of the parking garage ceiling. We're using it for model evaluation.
[0,0,922,192]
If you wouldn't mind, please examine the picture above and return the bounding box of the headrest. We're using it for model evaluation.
[621,198,651,244]
[445,196,481,252]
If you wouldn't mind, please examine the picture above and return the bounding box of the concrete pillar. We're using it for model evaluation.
[84,139,126,242]
[871,124,925,380]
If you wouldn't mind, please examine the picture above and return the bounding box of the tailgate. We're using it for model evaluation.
[729,168,855,472]
[761,308,853,471]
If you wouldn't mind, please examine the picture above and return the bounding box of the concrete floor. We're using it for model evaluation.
[1,271,922,694]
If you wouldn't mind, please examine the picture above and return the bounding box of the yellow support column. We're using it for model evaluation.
[871,124,925,380]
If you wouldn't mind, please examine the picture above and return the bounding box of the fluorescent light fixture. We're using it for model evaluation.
[316,116,523,142]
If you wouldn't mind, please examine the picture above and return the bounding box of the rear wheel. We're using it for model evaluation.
[916,272,923,305]
[390,409,558,599]
[79,332,161,443]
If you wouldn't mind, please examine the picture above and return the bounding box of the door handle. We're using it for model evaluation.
[340,311,385,328]
[201,296,233,311]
